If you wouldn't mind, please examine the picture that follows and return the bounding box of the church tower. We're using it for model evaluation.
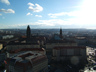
[60,28,62,38]
[26,25,31,38]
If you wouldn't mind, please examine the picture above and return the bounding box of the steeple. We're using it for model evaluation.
[26,25,31,38]
[60,27,62,38]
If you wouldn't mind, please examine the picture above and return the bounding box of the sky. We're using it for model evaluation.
[0,0,96,29]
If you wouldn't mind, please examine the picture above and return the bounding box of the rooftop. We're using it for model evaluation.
[9,48,45,53]
[75,37,86,39]
[53,46,86,50]
[8,40,39,45]
[6,51,47,68]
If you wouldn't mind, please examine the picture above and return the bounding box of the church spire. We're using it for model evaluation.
[60,27,62,38]
[26,25,31,38]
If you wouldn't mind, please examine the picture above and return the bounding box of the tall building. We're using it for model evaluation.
[60,28,62,38]
[6,50,48,72]
[26,25,31,38]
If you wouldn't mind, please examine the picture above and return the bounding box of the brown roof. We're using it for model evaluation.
[21,36,27,38]
[19,53,33,58]
[31,55,47,65]
[14,55,47,68]
[9,48,44,53]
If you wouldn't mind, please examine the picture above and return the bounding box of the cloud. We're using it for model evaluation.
[28,2,34,6]
[28,2,43,12]
[0,14,2,16]
[6,17,96,29]
[48,11,80,18]
[2,16,96,29]
[26,12,32,16]
[48,12,67,18]
[13,19,74,27]
[35,15,42,17]
[9,19,71,28]
[0,9,15,13]
[35,19,73,26]
[0,0,10,5]
[8,23,40,28]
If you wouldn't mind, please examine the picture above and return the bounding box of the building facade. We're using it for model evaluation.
[6,51,48,72]
[6,44,40,51]
[52,46,87,65]
[0,43,3,50]
[46,42,77,50]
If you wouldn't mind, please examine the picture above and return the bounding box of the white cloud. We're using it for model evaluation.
[26,12,32,16]
[48,11,80,18]
[9,23,40,28]
[28,2,34,6]
[0,9,15,13]
[35,15,42,17]
[48,12,67,18]
[35,19,72,26]
[9,19,71,28]
[0,14,2,16]
[28,3,43,12]
[0,0,10,5]
[6,17,96,29]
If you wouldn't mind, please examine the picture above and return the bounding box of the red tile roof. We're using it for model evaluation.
[9,48,44,53]
[6,52,47,71]
[21,36,27,38]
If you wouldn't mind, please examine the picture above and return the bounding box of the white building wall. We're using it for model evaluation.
[2,35,14,39]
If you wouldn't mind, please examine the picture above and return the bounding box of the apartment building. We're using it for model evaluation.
[6,51,48,72]
[52,46,87,65]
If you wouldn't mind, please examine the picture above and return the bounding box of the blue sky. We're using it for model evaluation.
[0,0,96,29]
